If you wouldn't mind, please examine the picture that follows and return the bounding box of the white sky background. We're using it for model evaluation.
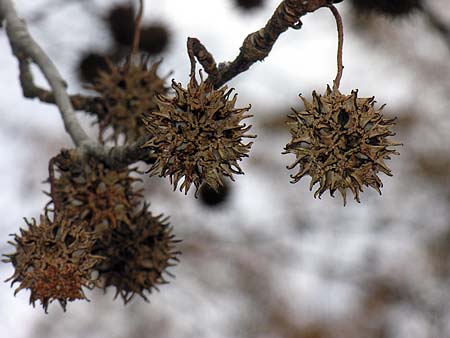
[1,0,450,337]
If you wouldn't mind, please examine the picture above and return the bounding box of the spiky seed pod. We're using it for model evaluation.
[350,0,421,16]
[95,204,179,304]
[88,57,169,143]
[48,149,140,235]
[284,85,400,205]
[3,214,101,312]
[142,74,255,195]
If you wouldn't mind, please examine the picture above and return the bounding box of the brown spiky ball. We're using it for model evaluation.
[3,214,101,312]
[284,85,400,205]
[89,57,169,143]
[95,203,179,304]
[48,149,140,235]
[142,74,254,194]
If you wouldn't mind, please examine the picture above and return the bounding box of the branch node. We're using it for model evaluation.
[187,37,218,81]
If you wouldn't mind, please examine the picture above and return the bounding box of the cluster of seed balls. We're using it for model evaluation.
[4,149,179,312]
[4,52,256,311]
[4,18,403,310]
[88,53,255,194]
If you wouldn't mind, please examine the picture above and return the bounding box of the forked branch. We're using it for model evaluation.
[0,0,342,167]
[200,0,340,87]
[0,0,90,147]
[0,0,154,168]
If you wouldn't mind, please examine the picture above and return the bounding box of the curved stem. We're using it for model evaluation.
[329,4,344,91]
[132,0,144,56]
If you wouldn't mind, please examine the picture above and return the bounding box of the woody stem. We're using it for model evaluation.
[132,0,144,56]
[329,4,344,91]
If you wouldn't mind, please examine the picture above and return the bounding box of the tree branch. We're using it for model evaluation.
[0,0,342,169]
[83,135,156,169]
[0,0,154,169]
[187,37,218,80]
[17,55,103,115]
[202,0,337,88]
[0,0,91,147]
[329,4,344,91]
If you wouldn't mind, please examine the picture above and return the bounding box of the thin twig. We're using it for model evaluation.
[187,38,197,78]
[17,56,104,115]
[329,4,344,91]
[187,37,218,81]
[209,0,334,88]
[132,0,144,56]
[0,0,91,147]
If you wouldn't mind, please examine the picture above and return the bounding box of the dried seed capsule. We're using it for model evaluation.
[95,203,180,304]
[284,85,400,205]
[48,149,140,235]
[88,56,169,143]
[3,214,101,312]
[142,73,255,195]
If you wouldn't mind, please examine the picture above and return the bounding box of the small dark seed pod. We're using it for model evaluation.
[199,181,230,207]
[106,5,135,46]
[78,52,110,84]
[350,0,422,16]
[139,24,171,55]
[234,0,265,11]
